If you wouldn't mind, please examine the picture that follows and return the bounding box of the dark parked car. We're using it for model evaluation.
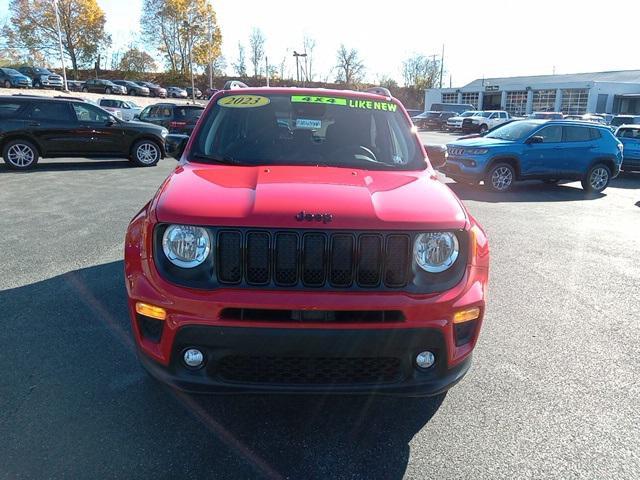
[185,86,202,99]
[113,80,150,96]
[66,80,84,91]
[17,66,63,89]
[137,103,205,135]
[0,68,32,88]
[412,111,457,130]
[82,79,126,95]
[135,81,167,98]
[0,95,168,170]
[610,115,640,129]
[203,87,218,100]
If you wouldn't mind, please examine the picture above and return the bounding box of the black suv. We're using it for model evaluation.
[0,95,167,170]
[136,103,204,135]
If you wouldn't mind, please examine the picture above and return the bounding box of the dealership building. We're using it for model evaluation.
[424,70,640,116]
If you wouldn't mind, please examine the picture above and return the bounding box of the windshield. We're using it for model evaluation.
[2,68,21,75]
[611,117,635,127]
[125,101,140,108]
[35,68,52,74]
[191,93,423,170]
[460,111,476,117]
[475,111,492,117]
[485,121,538,140]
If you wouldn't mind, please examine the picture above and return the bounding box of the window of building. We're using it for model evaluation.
[561,89,589,115]
[441,92,458,104]
[505,91,528,116]
[461,92,479,109]
[532,90,556,112]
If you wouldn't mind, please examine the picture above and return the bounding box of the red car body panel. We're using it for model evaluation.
[124,87,490,395]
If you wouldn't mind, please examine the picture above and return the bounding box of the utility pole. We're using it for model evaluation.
[207,17,213,89]
[52,0,68,91]
[265,56,269,87]
[183,19,196,103]
[293,51,307,85]
[439,44,445,89]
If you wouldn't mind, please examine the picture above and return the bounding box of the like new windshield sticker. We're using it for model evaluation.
[296,118,322,130]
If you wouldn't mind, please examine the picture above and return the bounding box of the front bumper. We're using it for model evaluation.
[461,123,482,133]
[138,326,473,396]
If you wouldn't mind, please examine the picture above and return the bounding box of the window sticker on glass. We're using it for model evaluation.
[291,95,397,111]
[295,118,322,129]
[217,95,270,108]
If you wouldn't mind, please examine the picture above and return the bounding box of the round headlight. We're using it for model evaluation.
[162,224,211,268]
[414,232,459,273]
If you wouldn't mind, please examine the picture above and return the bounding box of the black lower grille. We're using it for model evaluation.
[217,356,403,385]
[220,308,405,323]
[212,229,413,290]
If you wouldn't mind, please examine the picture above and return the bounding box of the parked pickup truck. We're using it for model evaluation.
[462,110,512,134]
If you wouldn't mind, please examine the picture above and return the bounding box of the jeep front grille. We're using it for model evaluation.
[216,229,410,289]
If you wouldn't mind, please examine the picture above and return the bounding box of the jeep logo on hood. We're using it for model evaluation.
[296,211,333,223]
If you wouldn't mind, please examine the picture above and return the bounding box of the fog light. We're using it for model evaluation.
[183,348,204,368]
[416,351,435,369]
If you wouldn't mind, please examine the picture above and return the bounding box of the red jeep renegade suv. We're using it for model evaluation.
[124,85,489,396]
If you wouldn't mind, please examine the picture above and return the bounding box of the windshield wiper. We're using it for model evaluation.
[190,153,244,165]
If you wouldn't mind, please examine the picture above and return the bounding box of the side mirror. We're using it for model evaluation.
[525,135,544,145]
[165,134,189,160]
[424,144,447,169]
[106,118,117,126]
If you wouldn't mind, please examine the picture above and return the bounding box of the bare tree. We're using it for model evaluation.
[302,35,316,81]
[335,44,365,87]
[232,42,246,76]
[248,27,265,77]
[402,54,441,89]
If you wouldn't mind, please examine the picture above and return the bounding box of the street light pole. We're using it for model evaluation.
[52,0,68,91]
[292,51,307,85]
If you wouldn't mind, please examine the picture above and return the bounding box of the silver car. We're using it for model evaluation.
[167,86,188,98]
[97,98,141,121]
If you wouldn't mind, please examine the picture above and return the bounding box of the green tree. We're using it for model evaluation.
[118,48,157,73]
[3,0,111,78]
[141,0,222,74]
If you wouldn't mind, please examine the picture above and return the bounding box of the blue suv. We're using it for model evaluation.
[444,120,623,193]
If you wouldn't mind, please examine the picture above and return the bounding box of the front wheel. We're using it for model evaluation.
[2,139,39,170]
[3,80,11,88]
[82,87,89,93]
[581,164,611,193]
[105,87,112,94]
[34,80,42,88]
[485,163,515,192]
[479,124,489,134]
[130,140,161,167]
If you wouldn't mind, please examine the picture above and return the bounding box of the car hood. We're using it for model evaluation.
[448,137,515,148]
[154,164,468,230]
[125,120,164,132]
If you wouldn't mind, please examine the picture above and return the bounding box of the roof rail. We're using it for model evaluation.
[364,86,392,97]
[223,80,248,90]
[54,95,84,101]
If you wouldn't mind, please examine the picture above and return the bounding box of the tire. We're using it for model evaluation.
[82,87,89,93]
[34,80,42,88]
[129,89,135,96]
[581,163,611,193]
[3,80,10,88]
[2,139,39,170]
[105,87,112,94]
[485,162,516,192]
[479,124,489,134]
[130,139,161,167]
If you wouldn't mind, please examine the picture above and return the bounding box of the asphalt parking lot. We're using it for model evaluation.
[1,132,639,479]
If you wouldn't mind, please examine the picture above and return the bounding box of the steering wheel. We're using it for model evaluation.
[331,145,380,164]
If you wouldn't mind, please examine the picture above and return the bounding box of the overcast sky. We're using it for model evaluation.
[2,0,640,86]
